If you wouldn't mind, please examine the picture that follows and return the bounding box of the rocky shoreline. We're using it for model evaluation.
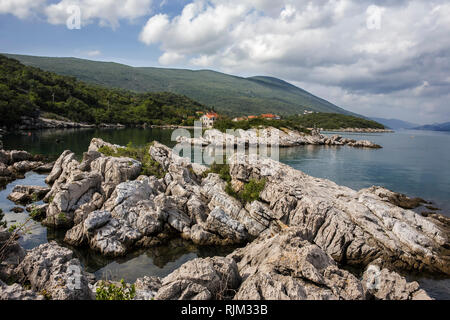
[1,138,449,300]
[324,128,394,133]
[177,127,383,149]
[13,117,126,131]
[0,149,54,188]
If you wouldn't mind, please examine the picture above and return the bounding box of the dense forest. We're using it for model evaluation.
[287,113,385,129]
[0,55,207,128]
[214,113,385,132]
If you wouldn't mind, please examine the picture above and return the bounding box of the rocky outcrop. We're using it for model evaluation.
[228,153,450,275]
[134,276,162,300]
[177,127,382,149]
[17,116,95,130]
[230,228,365,300]
[0,280,44,300]
[3,137,444,300]
[57,139,449,276]
[13,242,93,300]
[26,204,49,220]
[362,264,432,300]
[365,186,428,209]
[88,138,123,153]
[42,144,142,228]
[65,176,167,256]
[0,149,51,187]
[63,140,258,256]
[326,128,394,133]
[7,185,50,205]
[155,257,240,300]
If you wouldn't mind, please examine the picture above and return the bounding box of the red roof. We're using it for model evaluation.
[203,112,218,119]
[261,114,277,118]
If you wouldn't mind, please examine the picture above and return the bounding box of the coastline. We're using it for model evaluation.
[0,138,448,300]
[322,128,394,133]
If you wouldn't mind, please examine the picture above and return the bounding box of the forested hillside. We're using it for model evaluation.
[0,55,207,128]
[5,53,357,117]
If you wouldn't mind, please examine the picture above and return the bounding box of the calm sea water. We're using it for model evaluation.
[1,128,449,298]
[280,130,450,214]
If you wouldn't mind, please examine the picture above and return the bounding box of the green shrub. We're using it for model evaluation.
[205,162,231,182]
[99,142,166,178]
[29,205,45,221]
[97,145,116,157]
[58,212,67,222]
[203,162,266,204]
[96,279,136,301]
[239,179,266,203]
[8,224,18,233]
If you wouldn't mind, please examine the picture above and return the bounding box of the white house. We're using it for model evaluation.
[201,112,218,127]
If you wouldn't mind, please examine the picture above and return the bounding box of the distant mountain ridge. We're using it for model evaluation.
[413,122,450,132]
[4,53,358,118]
[370,117,419,129]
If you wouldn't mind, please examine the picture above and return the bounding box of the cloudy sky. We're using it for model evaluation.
[1,0,449,124]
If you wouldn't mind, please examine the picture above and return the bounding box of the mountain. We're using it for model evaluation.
[370,117,419,130]
[413,122,450,132]
[0,55,206,128]
[4,53,357,117]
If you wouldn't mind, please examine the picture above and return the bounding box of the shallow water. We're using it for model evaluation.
[2,128,449,298]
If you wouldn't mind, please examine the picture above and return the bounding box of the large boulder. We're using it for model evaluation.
[90,156,141,193]
[229,154,450,275]
[7,185,50,205]
[9,150,33,164]
[362,264,432,300]
[88,138,122,153]
[45,150,77,185]
[42,142,142,229]
[11,161,44,173]
[65,176,167,254]
[44,171,102,228]
[155,257,240,300]
[65,210,142,257]
[13,242,93,300]
[230,228,365,300]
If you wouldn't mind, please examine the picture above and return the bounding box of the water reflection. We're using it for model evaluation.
[48,229,239,283]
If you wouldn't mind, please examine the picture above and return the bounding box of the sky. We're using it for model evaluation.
[1,0,449,125]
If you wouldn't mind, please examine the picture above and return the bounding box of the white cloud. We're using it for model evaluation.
[139,13,170,45]
[1,0,154,27]
[86,50,102,57]
[138,0,450,123]
[0,0,46,19]
[159,51,184,65]
[45,0,153,28]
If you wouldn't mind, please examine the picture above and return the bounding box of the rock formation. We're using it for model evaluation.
[177,127,382,149]
[0,149,52,187]
[1,137,448,300]
[229,153,449,275]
